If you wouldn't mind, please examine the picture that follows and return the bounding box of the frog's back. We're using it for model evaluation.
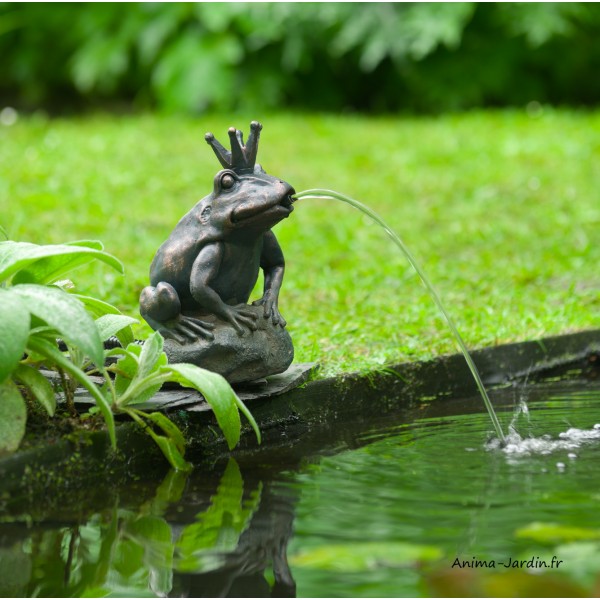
[149,200,216,289]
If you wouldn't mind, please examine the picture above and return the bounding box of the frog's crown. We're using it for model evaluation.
[205,121,262,175]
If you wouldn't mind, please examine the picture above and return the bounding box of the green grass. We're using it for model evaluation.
[1,109,599,376]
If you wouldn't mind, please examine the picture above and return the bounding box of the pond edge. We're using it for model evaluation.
[1,328,598,500]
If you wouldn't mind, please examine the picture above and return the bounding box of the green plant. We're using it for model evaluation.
[104,331,260,471]
[2,3,600,113]
[0,239,126,454]
[0,239,259,470]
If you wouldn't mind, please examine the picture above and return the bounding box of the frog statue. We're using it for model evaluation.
[139,122,296,383]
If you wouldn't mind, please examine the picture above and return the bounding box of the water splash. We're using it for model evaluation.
[506,386,531,435]
[487,423,600,460]
[293,188,506,444]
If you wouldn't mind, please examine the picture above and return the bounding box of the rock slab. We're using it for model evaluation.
[163,305,294,384]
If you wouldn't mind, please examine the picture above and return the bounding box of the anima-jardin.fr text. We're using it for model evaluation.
[452,556,563,569]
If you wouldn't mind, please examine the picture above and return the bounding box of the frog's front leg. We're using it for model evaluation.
[190,243,259,335]
[140,282,215,343]
[252,231,287,327]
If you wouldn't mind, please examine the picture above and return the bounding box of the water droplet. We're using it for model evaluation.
[556,462,566,471]
[567,453,577,459]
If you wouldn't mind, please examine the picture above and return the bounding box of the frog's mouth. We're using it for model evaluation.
[231,187,296,225]
[279,193,295,210]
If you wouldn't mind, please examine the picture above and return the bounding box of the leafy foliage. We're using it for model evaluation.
[0,239,259,468]
[1,3,600,113]
[106,331,261,470]
[0,239,122,452]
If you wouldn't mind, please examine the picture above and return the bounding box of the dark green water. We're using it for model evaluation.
[1,378,599,597]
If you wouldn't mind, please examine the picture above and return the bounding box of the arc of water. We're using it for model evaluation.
[293,188,506,444]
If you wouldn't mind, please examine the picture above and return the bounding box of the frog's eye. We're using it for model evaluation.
[221,173,236,190]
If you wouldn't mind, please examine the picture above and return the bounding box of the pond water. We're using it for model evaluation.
[1,376,599,597]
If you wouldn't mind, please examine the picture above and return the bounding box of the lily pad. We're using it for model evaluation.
[515,522,600,544]
[291,541,442,572]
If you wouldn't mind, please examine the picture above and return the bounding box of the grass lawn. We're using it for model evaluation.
[2,109,598,376]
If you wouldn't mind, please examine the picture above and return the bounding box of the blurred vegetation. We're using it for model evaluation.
[1,2,600,114]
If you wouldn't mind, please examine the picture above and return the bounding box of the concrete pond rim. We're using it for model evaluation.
[1,328,598,508]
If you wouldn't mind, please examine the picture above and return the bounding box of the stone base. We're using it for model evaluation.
[163,305,294,384]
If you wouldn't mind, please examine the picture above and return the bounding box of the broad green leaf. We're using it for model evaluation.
[142,411,186,454]
[515,522,600,544]
[12,241,124,285]
[13,364,56,416]
[290,541,443,572]
[27,337,116,449]
[111,341,168,406]
[145,420,192,472]
[109,345,141,399]
[73,294,122,317]
[166,363,242,450]
[116,375,165,407]
[111,349,139,387]
[0,380,27,454]
[12,284,104,368]
[233,394,261,445]
[146,433,192,473]
[126,409,191,472]
[0,240,123,284]
[0,288,30,383]
[137,332,164,379]
[123,343,143,358]
[65,240,104,250]
[95,314,137,347]
[106,343,142,363]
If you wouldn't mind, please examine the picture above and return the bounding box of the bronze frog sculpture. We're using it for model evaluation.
[140,122,296,382]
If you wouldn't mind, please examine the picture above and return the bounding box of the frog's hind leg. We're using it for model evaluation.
[140,282,215,343]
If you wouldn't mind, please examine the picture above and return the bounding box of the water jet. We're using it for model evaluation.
[293,188,507,444]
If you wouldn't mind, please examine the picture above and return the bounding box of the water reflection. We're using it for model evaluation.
[1,378,599,597]
[172,460,296,598]
[0,460,297,597]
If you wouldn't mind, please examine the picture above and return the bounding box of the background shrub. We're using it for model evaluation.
[1,2,600,114]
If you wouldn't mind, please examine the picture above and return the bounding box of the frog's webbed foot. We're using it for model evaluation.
[158,315,215,344]
[222,304,259,335]
[252,294,286,327]
[140,282,215,343]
